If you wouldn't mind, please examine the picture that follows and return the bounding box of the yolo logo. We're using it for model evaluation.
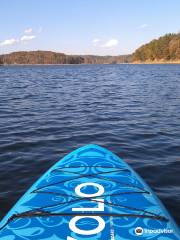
[67,182,105,239]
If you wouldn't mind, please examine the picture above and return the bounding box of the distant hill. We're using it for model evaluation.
[82,55,132,64]
[0,51,131,65]
[0,51,84,65]
[0,33,180,64]
[132,33,180,62]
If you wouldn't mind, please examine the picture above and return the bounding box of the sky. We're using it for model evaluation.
[0,0,180,55]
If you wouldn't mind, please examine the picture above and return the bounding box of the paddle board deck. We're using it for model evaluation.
[0,144,179,239]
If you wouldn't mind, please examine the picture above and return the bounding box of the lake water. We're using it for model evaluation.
[0,64,180,225]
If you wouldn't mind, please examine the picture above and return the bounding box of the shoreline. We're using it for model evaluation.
[132,61,180,64]
[1,62,180,66]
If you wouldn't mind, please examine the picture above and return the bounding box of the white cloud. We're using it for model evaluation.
[20,35,36,42]
[0,29,38,48]
[24,28,33,34]
[0,38,18,46]
[102,38,119,48]
[139,24,148,29]
[93,38,100,44]
[92,38,101,47]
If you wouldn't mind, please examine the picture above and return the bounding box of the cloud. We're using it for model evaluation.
[92,38,100,45]
[92,38,101,47]
[0,38,18,46]
[0,29,38,48]
[24,28,33,34]
[20,35,36,42]
[102,38,119,48]
[139,24,148,29]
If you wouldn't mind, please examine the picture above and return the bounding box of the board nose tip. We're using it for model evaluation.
[80,144,105,151]
[77,144,108,156]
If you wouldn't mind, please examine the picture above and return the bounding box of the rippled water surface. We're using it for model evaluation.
[0,64,180,224]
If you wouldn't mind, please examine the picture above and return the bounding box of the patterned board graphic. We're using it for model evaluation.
[0,144,179,240]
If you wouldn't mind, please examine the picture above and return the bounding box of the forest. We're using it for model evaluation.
[132,33,180,62]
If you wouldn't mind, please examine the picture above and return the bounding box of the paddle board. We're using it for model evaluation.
[0,144,179,239]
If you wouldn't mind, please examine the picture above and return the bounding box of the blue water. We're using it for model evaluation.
[0,64,180,225]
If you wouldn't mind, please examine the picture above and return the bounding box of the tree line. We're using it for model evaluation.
[132,33,180,62]
[0,33,180,65]
[0,51,131,65]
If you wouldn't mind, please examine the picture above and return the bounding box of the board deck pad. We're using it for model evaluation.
[0,144,179,239]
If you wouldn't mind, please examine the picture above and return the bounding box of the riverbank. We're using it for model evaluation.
[132,60,180,64]
[1,62,180,66]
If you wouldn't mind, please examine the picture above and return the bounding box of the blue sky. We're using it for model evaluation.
[0,0,180,55]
